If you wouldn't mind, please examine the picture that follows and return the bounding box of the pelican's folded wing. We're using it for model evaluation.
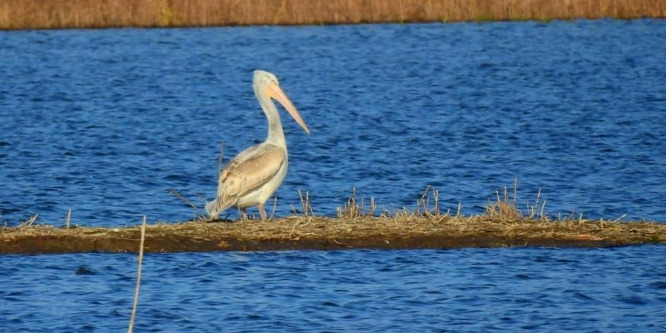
[217,143,285,205]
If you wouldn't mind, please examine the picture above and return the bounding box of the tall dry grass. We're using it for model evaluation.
[1,0,664,30]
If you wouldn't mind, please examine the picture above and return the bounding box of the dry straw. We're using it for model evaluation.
[1,181,663,254]
[1,0,664,30]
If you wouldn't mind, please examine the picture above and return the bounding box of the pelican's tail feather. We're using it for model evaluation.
[205,197,234,219]
[205,200,216,215]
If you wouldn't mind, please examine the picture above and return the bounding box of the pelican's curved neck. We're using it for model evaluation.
[254,83,286,147]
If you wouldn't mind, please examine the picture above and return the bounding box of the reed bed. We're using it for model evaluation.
[2,212,664,255]
[2,185,664,254]
[1,0,664,30]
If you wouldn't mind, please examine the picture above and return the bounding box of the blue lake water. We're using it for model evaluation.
[1,19,666,331]
[2,247,666,332]
[1,19,665,225]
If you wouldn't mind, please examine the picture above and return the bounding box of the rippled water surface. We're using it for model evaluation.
[3,247,666,332]
[2,19,666,332]
[1,19,665,225]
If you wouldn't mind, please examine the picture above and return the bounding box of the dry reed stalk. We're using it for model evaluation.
[613,214,627,223]
[528,188,542,219]
[336,188,377,219]
[337,188,359,219]
[269,196,278,221]
[128,215,147,333]
[168,188,203,215]
[19,213,38,228]
[297,190,315,218]
[416,185,444,218]
[65,208,72,228]
[526,188,549,220]
[367,197,377,217]
[484,182,523,222]
[432,188,440,216]
[1,0,664,30]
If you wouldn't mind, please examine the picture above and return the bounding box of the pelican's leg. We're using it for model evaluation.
[240,209,248,221]
[258,203,267,222]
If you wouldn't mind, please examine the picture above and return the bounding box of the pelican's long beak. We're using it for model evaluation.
[266,82,310,134]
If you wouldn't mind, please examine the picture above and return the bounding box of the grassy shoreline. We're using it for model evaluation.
[2,216,664,255]
[2,0,664,30]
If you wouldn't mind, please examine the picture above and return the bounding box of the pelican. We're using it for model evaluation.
[205,70,310,221]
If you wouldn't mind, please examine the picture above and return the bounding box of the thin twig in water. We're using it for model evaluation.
[168,189,203,215]
[128,215,147,333]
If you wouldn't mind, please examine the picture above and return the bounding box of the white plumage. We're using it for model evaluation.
[206,70,310,221]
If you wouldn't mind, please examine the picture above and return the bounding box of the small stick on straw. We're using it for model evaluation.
[267,196,278,221]
[128,216,147,333]
[20,213,38,228]
[66,209,71,229]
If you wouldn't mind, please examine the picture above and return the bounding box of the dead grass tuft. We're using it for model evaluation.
[483,179,552,223]
[415,185,443,218]
[293,190,315,219]
[337,188,376,219]
[484,179,522,222]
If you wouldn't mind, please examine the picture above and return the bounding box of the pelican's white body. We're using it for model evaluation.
[205,70,309,220]
[230,144,289,209]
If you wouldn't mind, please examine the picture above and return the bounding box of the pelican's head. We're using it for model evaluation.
[253,70,310,134]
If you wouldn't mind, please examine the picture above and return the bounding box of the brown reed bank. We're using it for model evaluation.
[3,184,664,254]
[2,216,664,255]
[1,0,664,30]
